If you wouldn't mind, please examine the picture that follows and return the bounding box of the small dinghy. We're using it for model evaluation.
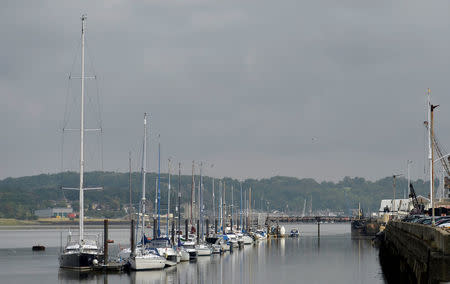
[32,245,45,251]
[289,229,300,238]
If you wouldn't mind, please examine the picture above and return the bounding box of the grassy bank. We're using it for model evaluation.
[0,218,131,226]
[0,218,39,226]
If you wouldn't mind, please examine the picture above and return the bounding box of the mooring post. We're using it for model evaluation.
[317,217,320,238]
[153,218,157,239]
[171,219,175,244]
[197,220,200,244]
[104,219,108,265]
[214,219,218,235]
[230,218,233,232]
[185,219,189,240]
[130,219,135,257]
[206,219,209,238]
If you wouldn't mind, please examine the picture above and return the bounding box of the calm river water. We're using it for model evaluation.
[0,223,385,283]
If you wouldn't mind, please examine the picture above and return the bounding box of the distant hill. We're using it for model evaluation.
[0,172,431,219]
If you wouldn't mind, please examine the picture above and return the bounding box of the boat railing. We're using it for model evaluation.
[65,233,102,250]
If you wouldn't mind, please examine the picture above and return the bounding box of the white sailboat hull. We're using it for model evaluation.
[130,256,166,270]
[178,249,190,261]
[196,245,212,256]
[221,243,230,252]
[156,247,178,267]
[212,244,221,254]
[243,235,253,245]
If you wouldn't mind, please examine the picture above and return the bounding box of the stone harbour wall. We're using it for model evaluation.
[380,220,449,284]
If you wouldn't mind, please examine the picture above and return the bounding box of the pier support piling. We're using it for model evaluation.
[185,219,188,240]
[171,219,175,244]
[104,219,108,264]
[197,220,200,244]
[130,219,135,257]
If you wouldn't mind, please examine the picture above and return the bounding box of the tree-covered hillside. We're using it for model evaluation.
[0,172,431,219]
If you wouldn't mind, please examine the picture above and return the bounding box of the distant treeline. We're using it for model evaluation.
[0,172,432,219]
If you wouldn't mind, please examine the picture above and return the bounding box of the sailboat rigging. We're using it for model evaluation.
[59,14,104,270]
[129,113,166,270]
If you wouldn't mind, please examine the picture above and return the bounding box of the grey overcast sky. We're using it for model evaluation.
[1,0,450,181]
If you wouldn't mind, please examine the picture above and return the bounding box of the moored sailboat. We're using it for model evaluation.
[59,14,103,270]
[129,113,166,271]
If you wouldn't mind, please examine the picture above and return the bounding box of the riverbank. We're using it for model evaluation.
[0,218,130,227]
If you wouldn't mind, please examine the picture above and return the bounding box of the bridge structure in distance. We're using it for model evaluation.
[265,215,351,223]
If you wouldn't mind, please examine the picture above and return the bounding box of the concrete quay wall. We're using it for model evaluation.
[380,220,449,283]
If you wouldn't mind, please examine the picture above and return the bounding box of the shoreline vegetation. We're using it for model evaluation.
[0,171,432,221]
[0,218,130,227]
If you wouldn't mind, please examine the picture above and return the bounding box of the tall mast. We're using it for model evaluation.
[244,189,247,230]
[154,178,157,218]
[129,151,132,220]
[240,182,243,230]
[167,158,171,237]
[178,162,181,234]
[231,185,233,231]
[191,161,195,226]
[212,177,215,222]
[198,175,201,225]
[223,181,226,232]
[302,199,306,217]
[157,137,161,237]
[198,162,203,240]
[248,187,251,231]
[79,14,87,242]
[141,113,148,243]
[219,180,222,232]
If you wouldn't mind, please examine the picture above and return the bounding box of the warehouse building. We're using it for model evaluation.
[34,207,73,218]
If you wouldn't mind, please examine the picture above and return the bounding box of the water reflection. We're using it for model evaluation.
[131,270,167,284]
[58,269,96,281]
[3,225,386,284]
[280,238,285,257]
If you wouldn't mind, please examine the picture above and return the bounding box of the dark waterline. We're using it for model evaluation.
[0,223,385,283]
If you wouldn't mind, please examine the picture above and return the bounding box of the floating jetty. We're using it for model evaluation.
[379,220,450,283]
[92,262,124,272]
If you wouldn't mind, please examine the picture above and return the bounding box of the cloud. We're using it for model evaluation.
[1,0,449,182]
